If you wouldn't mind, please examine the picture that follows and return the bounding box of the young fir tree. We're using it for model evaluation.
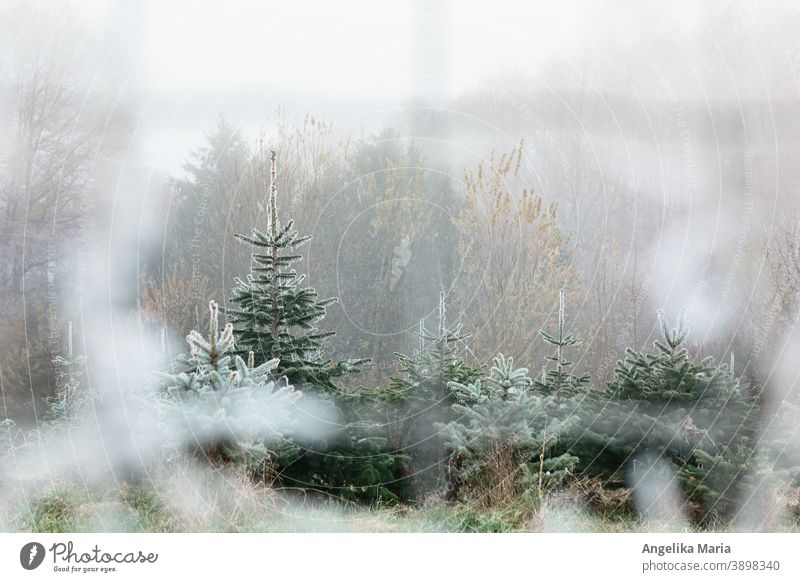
[391,293,480,406]
[223,151,408,501]
[576,312,759,522]
[225,150,366,390]
[157,300,301,466]
[439,353,580,506]
[532,289,591,399]
[46,322,92,425]
[388,293,482,493]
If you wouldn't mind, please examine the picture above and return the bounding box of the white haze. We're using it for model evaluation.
[2,0,800,531]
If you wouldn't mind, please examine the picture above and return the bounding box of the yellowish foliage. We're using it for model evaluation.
[455,144,575,363]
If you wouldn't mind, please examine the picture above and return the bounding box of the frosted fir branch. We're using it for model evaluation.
[437,291,447,338]
[187,300,235,366]
[657,308,689,350]
[269,150,279,238]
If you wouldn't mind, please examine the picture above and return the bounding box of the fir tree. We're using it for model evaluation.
[575,311,759,522]
[439,353,580,506]
[388,292,481,493]
[532,288,591,399]
[222,151,411,500]
[273,408,412,502]
[606,311,755,451]
[157,300,302,465]
[225,150,366,390]
[46,322,91,425]
[391,292,480,405]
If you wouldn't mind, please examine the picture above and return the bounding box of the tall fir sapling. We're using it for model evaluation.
[391,293,480,407]
[388,293,481,493]
[533,289,591,399]
[225,150,367,390]
[223,151,410,501]
[46,322,92,425]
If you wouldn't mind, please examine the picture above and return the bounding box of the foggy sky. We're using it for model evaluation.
[12,0,785,174]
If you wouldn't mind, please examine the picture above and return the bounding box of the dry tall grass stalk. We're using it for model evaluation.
[470,440,527,512]
[154,461,279,532]
[139,267,212,337]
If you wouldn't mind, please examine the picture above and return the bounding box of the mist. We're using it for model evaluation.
[2,0,800,533]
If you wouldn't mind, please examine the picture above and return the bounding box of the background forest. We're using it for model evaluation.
[2,0,800,532]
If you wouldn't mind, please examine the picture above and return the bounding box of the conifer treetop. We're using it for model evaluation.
[269,149,278,238]
[533,288,590,398]
[390,291,479,403]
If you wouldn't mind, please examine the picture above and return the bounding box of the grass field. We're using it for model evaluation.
[4,466,798,534]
